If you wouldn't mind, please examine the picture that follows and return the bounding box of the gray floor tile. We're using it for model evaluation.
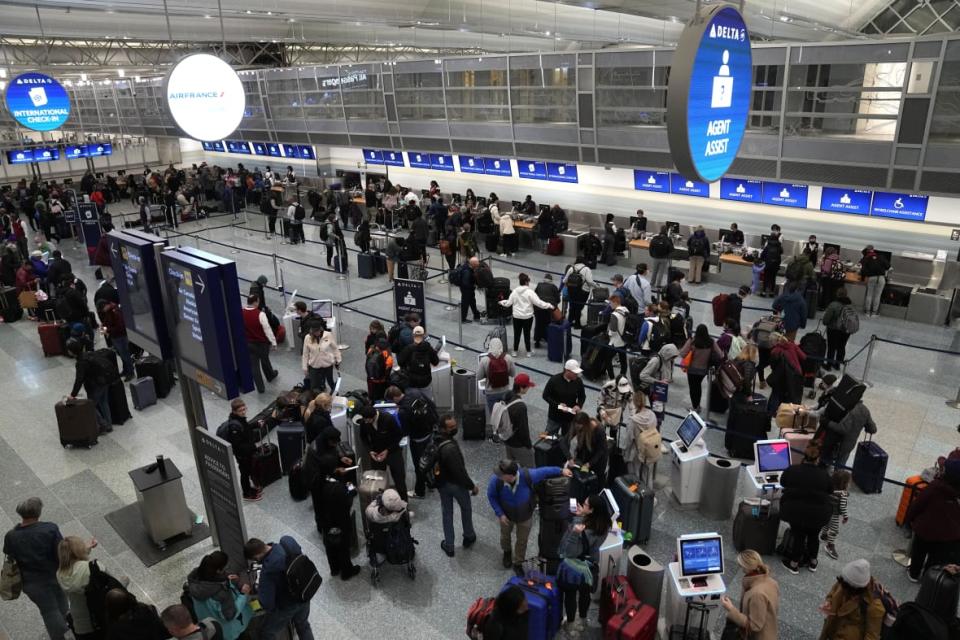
[48,469,124,519]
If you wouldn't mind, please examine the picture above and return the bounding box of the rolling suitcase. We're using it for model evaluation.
[372,251,387,274]
[461,404,486,440]
[136,356,173,398]
[251,442,282,488]
[108,380,131,425]
[852,434,887,494]
[725,393,769,459]
[599,575,636,627]
[547,320,572,363]
[732,500,780,554]
[503,575,562,640]
[56,398,99,447]
[916,565,960,621]
[39,318,66,356]
[895,475,927,526]
[129,377,157,410]
[604,601,656,640]
[779,427,815,465]
[357,252,375,279]
[276,422,306,474]
[612,475,653,544]
[546,237,563,256]
[570,469,599,503]
[534,437,568,469]
[775,403,817,431]
[580,322,606,359]
[485,232,500,253]
[538,477,571,521]
[0,286,22,323]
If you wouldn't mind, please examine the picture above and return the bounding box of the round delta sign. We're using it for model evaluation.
[5,72,71,131]
[667,5,752,183]
[165,54,245,142]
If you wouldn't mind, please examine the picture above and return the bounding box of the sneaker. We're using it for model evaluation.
[440,542,455,557]
[462,318,473,324]
[502,551,513,569]
[526,352,533,358]
[512,352,519,358]
[411,493,426,500]
[243,493,262,502]
[781,558,799,575]
[824,545,838,560]
[807,559,819,572]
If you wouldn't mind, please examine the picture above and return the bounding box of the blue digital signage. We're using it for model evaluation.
[518,160,547,180]
[430,154,454,172]
[670,173,710,198]
[6,149,33,164]
[458,155,485,174]
[546,162,578,184]
[226,140,251,154]
[33,147,59,163]
[266,143,281,157]
[407,152,431,169]
[77,203,100,264]
[281,144,297,159]
[86,142,111,157]
[65,144,88,159]
[362,149,384,164]
[666,5,752,183]
[296,145,315,160]
[201,141,215,151]
[762,182,809,208]
[483,157,512,177]
[382,150,405,167]
[5,72,72,131]
[634,170,670,193]
[871,192,928,222]
[719,178,762,203]
[211,141,225,152]
[251,142,268,156]
[820,187,871,216]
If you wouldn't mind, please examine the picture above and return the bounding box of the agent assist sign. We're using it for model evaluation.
[667,5,752,183]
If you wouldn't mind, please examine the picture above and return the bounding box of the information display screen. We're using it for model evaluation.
[33,147,60,162]
[871,191,928,222]
[251,142,268,156]
[756,441,791,473]
[201,141,215,151]
[719,178,762,202]
[65,144,88,159]
[408,152,431,169]
[281,144,297,159]
[266,143,281,157]
[820,187,871,215]
[634,170,670,193]
[670,173,709,197]
[296,145,315,160]
[518,160,547,180]
[363,149,384,164]
[762,182,808,208]
[430,154,454,171]
[117,244,160,346]
[211,141,225,152]
[165,260,210,374]
[6,149,32,163]
[86,142,112,157]
[483,157,512,177]
[382,150,405,167]
[679,537,723,577]
[458,155,485,174]
[546,162,578,183]
[226,140,251,154]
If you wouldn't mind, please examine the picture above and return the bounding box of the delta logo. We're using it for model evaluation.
[709,24,746,42]
[168,91,225,100]
[15,77,53,85]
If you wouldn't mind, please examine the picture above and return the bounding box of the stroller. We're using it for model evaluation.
[364,490,418,585]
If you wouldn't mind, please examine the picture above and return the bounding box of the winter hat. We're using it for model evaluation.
[841,559,871,589]
[617,377,633,394]
[487,337,504,358]
[379,489,407,514]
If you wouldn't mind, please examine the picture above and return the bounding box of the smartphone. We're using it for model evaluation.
[569,498,577,513]
[343,465,359,472]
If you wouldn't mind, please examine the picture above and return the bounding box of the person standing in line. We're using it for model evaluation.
[479,338,516,418]
[242,538,316,640]
[759,233,783,298]
[458,256,482,324]
[67,341,114,433]
[482,586,530,639]
[817,559,884,640]
[558,494,612,629]
[241,293,277,394]
[488,459,571,575]
[2,497,70,640]
[622,391,661,486]
[720,550,780,640]
[822,287,858,369]
[859,245,890,317]
[624,263,653,311]
[184,550,251,639]
[647,225,674,289]
[138,196,151,231]
[436,414,479,557]
[301,323,341,394]
[498,374,537,468]
[686,225,710,284]
[499,273,555,357]
[904,459,960,582]
[499,208,517,257]
[532,273,560,350]
[605,294,629,381]
[398,326,441,401]
[678,324,723,413]
[779,442,832,575]
[218,398,262,501]
[819,470,851,561]
[542,359,586,437]
[386,385,438,499]
[772,281,808,342]
[260,190,278,236]
[562,258,596,330]
[359,405,409,502]
[286,198,305,245]
[308,428,363,582]
[96,299,135,381]
[58,535,121,640]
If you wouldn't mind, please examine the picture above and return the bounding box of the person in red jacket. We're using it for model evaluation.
[241,293,277,393]
[905,459,960,582]
[96,299,135,380]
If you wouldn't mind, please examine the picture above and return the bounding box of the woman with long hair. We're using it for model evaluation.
[557,494,612,629]
[678,324,723,412]
[57,536,114,640]
[623,392,661,487]
[720,550,780,640]
[569,413,609,487]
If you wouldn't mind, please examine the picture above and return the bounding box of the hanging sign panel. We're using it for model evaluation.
[820,187,872,215]
[871,192,928,222]
[719,178,762,203]
[165,54,245,141]
[667,5,752,183]
[634,170,670,193]
[5,72,72,131]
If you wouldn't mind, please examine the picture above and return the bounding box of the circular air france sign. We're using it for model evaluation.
[165,54,245,142]
[667,5,752,183]
[5,72,71,131]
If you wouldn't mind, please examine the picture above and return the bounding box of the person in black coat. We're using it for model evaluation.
[104,589,169,640]
[359,405,408,501]
[532,274,560,350]
[779,441,833,574]
[220,399,261,501]
[303,393,334,445]
[308,426,361,580]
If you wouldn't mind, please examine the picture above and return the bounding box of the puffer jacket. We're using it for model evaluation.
[301,331,341,370]
[187,569,254,640]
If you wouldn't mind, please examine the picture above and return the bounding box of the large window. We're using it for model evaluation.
[510,55,577,124]
[395,70,445,121]
[445,65,510,123]
[595,65,667,127]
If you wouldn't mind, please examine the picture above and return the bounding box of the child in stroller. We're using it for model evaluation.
[364,488,418,584]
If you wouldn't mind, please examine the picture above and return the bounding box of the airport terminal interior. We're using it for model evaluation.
[1,1,960,639]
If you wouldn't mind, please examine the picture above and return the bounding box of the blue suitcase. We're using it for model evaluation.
[276,422,306,475]
[503,574,562,640]
[852,434,887,494]
[547,320,572,363]
[357,252,375,279]
[129,377,157,410]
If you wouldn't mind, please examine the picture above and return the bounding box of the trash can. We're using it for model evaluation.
[452,367,477,417]
[698,455,740,520]
[626,546,664,612]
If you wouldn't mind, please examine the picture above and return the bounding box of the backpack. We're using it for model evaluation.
[487,354,510,389]
[215,419,236,441]
[565,265,584,290]
[711,293,730,327]
[387,323,404,353]
[475,264,494,289]
[383,518,417,564]
[366,349,390,381]
[668,313,688,348]
[839,304,859,335]
[491,397,523,443]
[642,318,669,353]
[727,335,747,361]
[649,234,671,258]
[717,361,744,399]
[85,561,127,631]
[466,597,497,639]
[829,258,846,281]
[785,259,804,282]
[418,438,453,489]
[409,347,432,376]
[752,317,779,349]
[354,226,370,248]
[279,539,322,602]
[408,395,439,428]
[607,307,626,338]
[449,263,468,288]
[688,236,707,256]
[621,313,644,345]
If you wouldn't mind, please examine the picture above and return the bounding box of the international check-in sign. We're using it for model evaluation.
[667,5,752,183]
[5,72,71,131]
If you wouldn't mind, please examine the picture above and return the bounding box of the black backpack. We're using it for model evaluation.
[366,349,388,381]
[279,539,322,602]
[85,561,128,631]
[319,223,330,242]
[387,323,404,353]
[418,437,453,489]
[409,346,432,376]
[475,264,494,289]
[649,234,672,258]
[689,236,707,256]
[294,205,306,221]
[565,266,584,290]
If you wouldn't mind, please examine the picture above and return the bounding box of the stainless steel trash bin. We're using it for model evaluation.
[452,367,478,416]
[626,546,664,612]
[698,455,740,520]
[129,458,192,549]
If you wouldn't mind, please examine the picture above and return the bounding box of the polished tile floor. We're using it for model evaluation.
[1,205,957,639]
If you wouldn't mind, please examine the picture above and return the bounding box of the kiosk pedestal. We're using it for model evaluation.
[664,562,726,639]
[594,528,625,597]
[669,440,709,507]
[129,459,192,550]
[331,397,349,445]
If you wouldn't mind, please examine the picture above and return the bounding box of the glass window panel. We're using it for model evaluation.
[872,8,901,32]
[447,105,510,122]
[445,88,509,107]
[396,106,446,120]
[889,20,915,33]
[394,72,443,89]
[942,6,960,28]
[784,115,896,140]
[394,89,444,107]
[511,106,580,124]
[890,0,915,16]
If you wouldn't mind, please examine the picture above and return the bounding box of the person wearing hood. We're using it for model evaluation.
[772,282,808,341]
[686,225,710,284]
[499,273,555,357]
[185,551,253,640]
[720,550,780,640]
[386,385,438,498]
[29,249,49,282]
[822,287,858,369]
[57,536,113,640]
[818,559,884,640]
[779,442,832,575]
[161,605,224,640]
[622,390,661,486]
[905,459,960,582]
[365,488,408,526]
[480,337,516,417]
[767,332,806,410]
[638,342,679,389]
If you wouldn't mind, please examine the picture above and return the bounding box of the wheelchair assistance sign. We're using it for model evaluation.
[667,5,752,183]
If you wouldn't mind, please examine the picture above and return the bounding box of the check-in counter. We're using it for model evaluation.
[561,229,589,260]
[514,219,537,250]
[716,253,755,287]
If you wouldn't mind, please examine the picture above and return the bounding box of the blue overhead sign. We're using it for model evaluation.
[266,143,281,157]
[666,5,752,183]
[211,141,225,152]
[407,152,431,169]
[33,147,59,163]
[86,142,111,157]
[458,155,485,174]
[281,144,297,159]
[820,187,871,216]
[634,170,670,193]
[382,150,405,167]
[430,154,454,171]
[546,162,578,183]
[296,145,315,160]
[65,145,88,159]
[483,158,512,177]
[77,202,101,265]
[719,178,762,203]
[226,140,251,154]
[5,72,72,131]
[762,182,808,208]
[670,173,710,198]
[362,149,384,164]
[251,142,268,156]
[518,160,547,180]
[871,191,928,222]
[6,149,32,164]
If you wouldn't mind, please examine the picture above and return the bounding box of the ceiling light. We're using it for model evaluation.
[117,69,125,77]
[0,69,6,79]
[81,73,88,81]
[204,14,211,19]
[779,15,790,22]
[64,80,72,86]
[246,9,252,14]
[135,75,141,82]
[267,11,272,15]
[0,82,6,91]
[287,17,295,23]
[545,30,551,36]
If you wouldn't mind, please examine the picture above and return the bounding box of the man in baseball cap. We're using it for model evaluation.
[542,360,585,437]
[493,373,537,468]
[397,323,439,401]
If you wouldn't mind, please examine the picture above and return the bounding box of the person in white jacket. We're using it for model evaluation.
[499,273,555,357]
[499,211,517,257]
[302,324,342,393]
[622,392,661,487]
[606,295,629,380]
[57,535,127,640]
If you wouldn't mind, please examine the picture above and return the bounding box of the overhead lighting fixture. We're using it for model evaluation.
[81,73,88,81]
[0,69,6,79]
[204,14,211,19]
[267,11,272,15]
[0,82,5,91]
[135,75,141,82]
[287,17,295,23]
[545,30,551,36]
[117,69,125,77]
[246,9,252,13]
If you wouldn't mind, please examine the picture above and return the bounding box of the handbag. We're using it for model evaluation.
[720,619,742,640]
[0,556,22,601]
[679,351,693,372]
[17,290,37,310]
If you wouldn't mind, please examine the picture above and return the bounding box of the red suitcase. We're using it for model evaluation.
[39,320,65,356]
[604,601,656,640]
[599,575,636,627]
[547,237,563,256]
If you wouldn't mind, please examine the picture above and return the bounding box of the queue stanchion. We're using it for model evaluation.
[272,253,281,288]
[263,210,270,240]
[344,260,353,300]
[455,312,465,352]
[445,275,456,311]
[862,334,877,387]
[279,265,288,309]
[946,384,960,410]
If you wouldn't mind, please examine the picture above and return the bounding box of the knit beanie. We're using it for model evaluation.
[841,559,871,589]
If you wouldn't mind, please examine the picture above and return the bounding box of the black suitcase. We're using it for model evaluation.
[56,399,99,447]
[538,516,569,563]
[725,393,769,459]
[108,380,131,425]
[276,422,306,474]
[708,381,729,414]
[334,254,348,274]
[612,475,654,544]
[485,231,500,253]
[461,404,486,440]
[372,251,387,274]
[580,322,606,359]
[917,566,960,621]
[852,434,888,494]
[252,443,282,488]
[357,252,375,279]
[0,286,22,323]
[586,302,607,326]
[136,356,174,398]
[538,477,571,521]
[591,287,610,303]
[534,437,568,468]
[732,500,780,554]
[805,286,818,319]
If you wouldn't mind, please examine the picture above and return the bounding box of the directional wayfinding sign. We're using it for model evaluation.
[107,229,174,359]
[667,4,752,183]
[394,278,426,330]
[195,428,247,573]
[160,249,253,399]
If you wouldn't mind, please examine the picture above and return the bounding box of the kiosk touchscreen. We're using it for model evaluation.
[754,439,791,484]
[670,412,710,506]
[665,221,681,236]
[677,533,724,582]
[677,411,707,453]
[311,299,334,319]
